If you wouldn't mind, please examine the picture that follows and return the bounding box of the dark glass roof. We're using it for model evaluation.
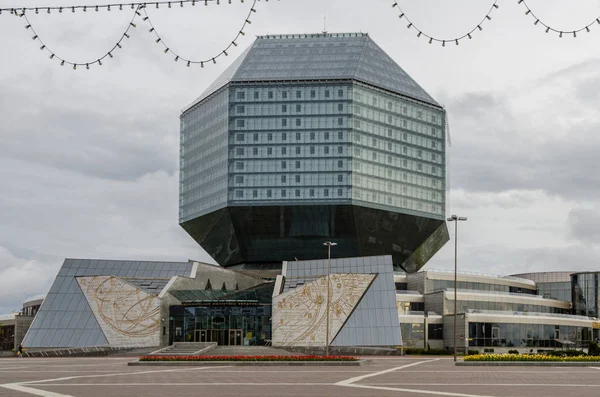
[188,33,438,108]
[170,283,274,305]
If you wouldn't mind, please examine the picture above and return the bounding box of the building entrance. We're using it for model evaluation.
[194,329,243,345]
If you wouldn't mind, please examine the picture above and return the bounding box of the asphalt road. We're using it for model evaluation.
[1,356,599,397]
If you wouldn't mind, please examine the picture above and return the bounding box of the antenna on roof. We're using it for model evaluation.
[323,16,327,34]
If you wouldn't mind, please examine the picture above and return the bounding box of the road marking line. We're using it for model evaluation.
[22,366,226,385]
[0,365,227,397]
[345,384,499,397]
[0,366,31,370]
[336,358,440,386]
[0,383,75,397]
[365,383,600,387]
[28,383,334,386]
[336,359,497,397]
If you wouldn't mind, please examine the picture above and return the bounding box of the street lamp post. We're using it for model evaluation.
[447,214,467,362]
[323,241,337,356]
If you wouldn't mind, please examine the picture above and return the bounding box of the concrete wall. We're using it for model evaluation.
[14,316,34,350]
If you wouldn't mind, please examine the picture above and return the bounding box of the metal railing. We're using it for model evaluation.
[464,309,596,321]
[439,288,569,302]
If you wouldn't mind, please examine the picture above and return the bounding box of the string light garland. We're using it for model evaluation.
[143,0,257,67]
[8,0,260,69]
[20,6,141,68]
[517,0,600,37]
[0,0,226,14]
[391,0,501,46]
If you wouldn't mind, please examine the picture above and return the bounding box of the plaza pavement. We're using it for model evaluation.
[0,356,599,397]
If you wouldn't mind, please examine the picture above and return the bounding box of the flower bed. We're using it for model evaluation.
[140,355,359,362]
[464,354,600,362]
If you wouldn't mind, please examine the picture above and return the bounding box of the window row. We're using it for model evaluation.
[235,102,348,116]
[232,173,349,186]
[354,159,442,178]
[468,322,593,348]
[232,160,348,172]
[432,280,537,295]
[354,125,442,152]
[354,86,443,127]
[233,145,348,157]
[234,117,346,130]
[351,188,443,215]
[232,130,346,143]
[234,87,348,101]
[448,300,570,315]
[231,187,349,200]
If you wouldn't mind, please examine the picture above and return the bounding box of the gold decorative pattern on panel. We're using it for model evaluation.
[272,273,375,347]
[78,276,160,341]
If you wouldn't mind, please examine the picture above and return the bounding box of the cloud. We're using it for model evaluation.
[444,59,600,202]
[0,246,57,314]
[567,207,600,246]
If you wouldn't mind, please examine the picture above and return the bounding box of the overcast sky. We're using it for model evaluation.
[1,0,599,313]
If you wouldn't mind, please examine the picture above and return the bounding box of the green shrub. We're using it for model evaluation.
[467,350,479,356]
[589,342,600,356]
[464,353,600,362]
[404,348,424,355]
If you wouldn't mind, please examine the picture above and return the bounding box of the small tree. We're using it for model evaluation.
[588,341,600,356]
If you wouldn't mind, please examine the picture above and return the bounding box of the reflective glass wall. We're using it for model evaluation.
[180,88,230,223]
[228,84,352,205]
[572,272,600,318]
[468,321,592,348]
[537,282,572,302]
[169,305,272,346]
[351,85,445,219]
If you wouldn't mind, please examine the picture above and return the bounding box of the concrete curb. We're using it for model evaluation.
[457,361,600,367]
[128,360,369,367]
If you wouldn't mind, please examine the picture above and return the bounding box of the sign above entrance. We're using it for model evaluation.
[181,301,259,307]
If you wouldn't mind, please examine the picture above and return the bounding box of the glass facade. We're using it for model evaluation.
[572,272,600,318]
[468,322,593,348]
[537,282,572,301]
[180,88,230,223]
[399,323,443,344]
[452,300,570,315]
[228,84,353,205]
[0,324,15,351]
[433,279,537,295]
[169,305,271,346]
[179,33,448,270]
[351,85,445,218]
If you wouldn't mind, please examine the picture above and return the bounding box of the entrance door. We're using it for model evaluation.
[212,330,227,346]
[229,329,243,346]
[194,330,209,342]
